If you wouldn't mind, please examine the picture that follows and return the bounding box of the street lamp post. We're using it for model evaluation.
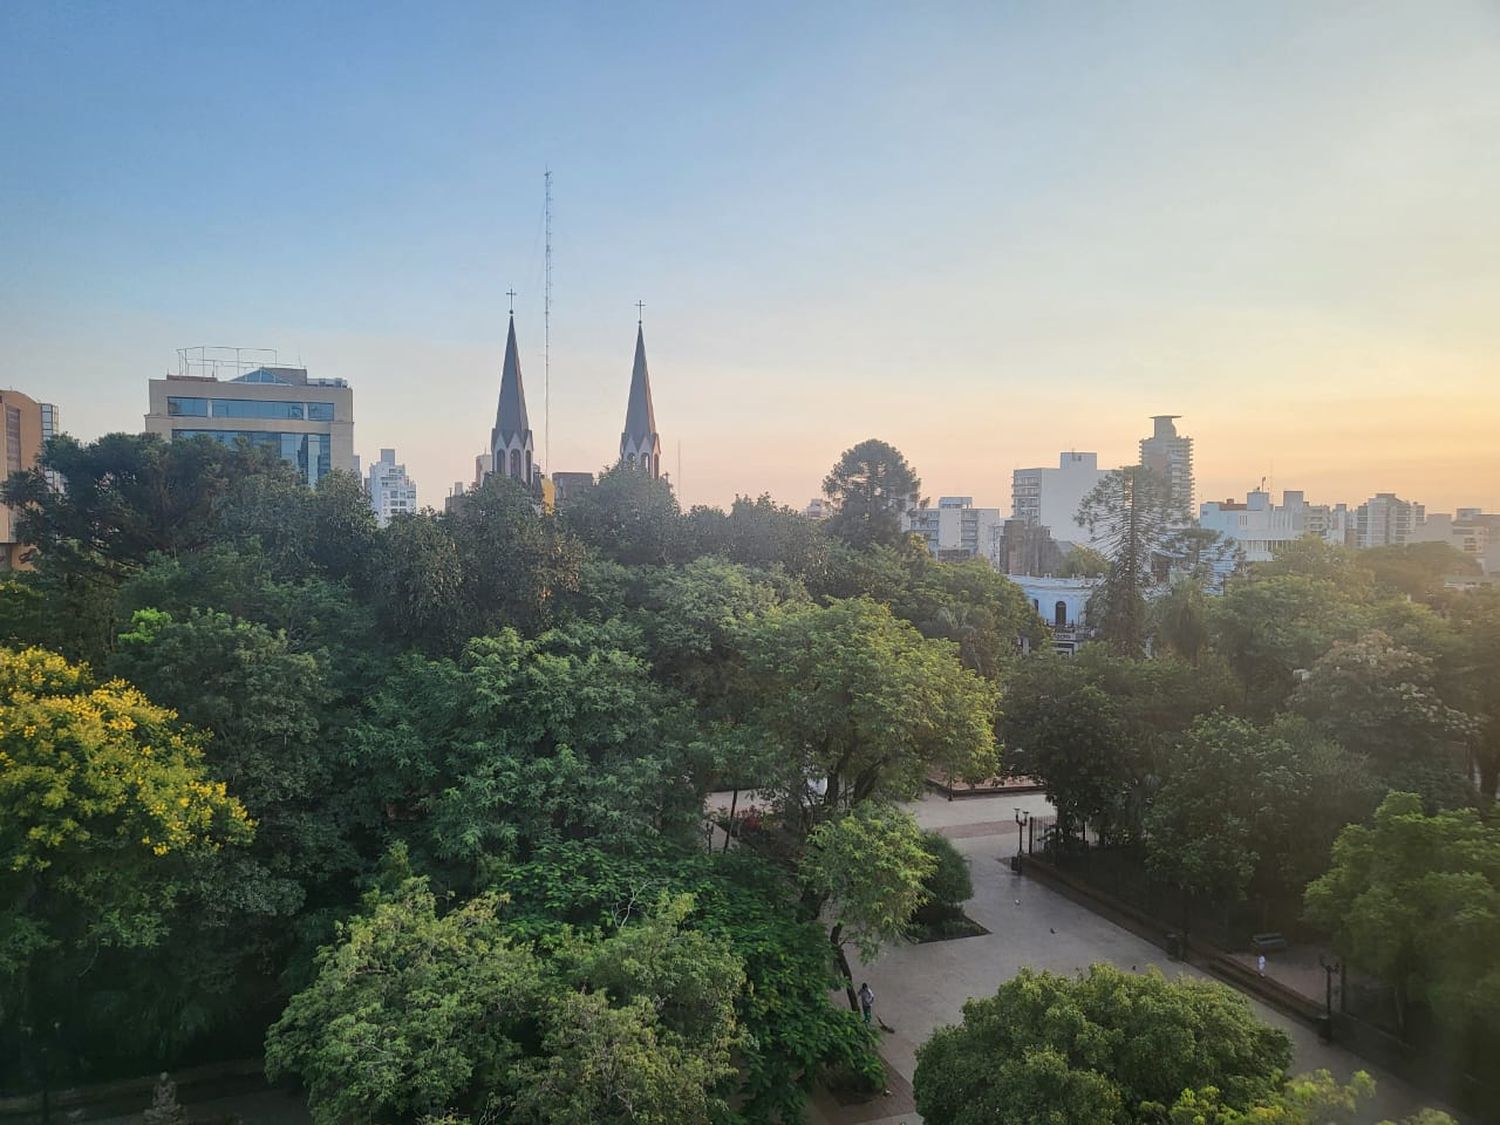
[1014,808,1031,857]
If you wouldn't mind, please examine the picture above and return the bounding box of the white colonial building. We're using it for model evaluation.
[1011,575,1099,655]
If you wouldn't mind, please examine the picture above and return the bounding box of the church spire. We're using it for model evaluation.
[491,310,535,485]
[620,315,661,478]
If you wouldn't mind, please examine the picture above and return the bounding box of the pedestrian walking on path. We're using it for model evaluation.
[858,981,876,1025]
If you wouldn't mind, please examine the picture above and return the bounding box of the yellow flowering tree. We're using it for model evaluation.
[0,646,252,1073]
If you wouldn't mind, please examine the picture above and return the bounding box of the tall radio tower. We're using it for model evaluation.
[544,169,553,473]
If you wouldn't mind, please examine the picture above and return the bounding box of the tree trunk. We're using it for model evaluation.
[1480,750,1498,802]
[722,788,738,853]
[829,923,859,1011]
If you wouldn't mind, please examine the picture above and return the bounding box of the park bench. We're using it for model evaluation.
[1250,932,1288,952]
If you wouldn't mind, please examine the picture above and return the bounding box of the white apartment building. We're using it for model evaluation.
[1199,490,1353,562]
[906,496,1004,562]
[1011,451,1110,549]
[367,448,418,526]
[145,348,354,487]
[1355,493,1425,549]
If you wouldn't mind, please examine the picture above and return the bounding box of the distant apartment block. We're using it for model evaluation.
[144,347,354,487]
[1011,451,1110,549]
[802,497,833,520]
[1355,493,1425,549]
[1,389,54,569]
[1139,415,1195,515]
[1199,490,1353,562]
[1413,508,1498,572]
[367,448,418,526]
[906,496,1004,562]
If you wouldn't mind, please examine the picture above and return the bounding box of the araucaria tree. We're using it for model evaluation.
[1076,466,1183,656]
[822,439,922,548]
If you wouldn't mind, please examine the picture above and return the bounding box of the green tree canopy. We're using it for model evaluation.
[265,868,546,1124]
[267,872,746,1125]
[1,433,281,579]
[1057,544,1109,579]
[737,598,998,834]
[1305,791,1500,1039]
[559,465,684,566]
[800,803,935,1006]
[893,558,1040,680]
[0,647,252,1086]
[1363,542,1480,604]
[346,623,704,886]
[1290,630,1476,786]
[913,965,1292,1125]
[1144,714,1379,907]
[1001,653,1138,841]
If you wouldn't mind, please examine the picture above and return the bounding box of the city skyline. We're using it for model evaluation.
[4,3,1498,514]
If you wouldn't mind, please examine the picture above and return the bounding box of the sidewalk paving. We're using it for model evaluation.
[811,793,1467,1125]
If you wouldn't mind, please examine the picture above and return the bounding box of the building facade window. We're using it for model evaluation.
[1055,601,1068,628]
[167,397,336,420]
[640,453,651,474]
[510,449,522,478]
[175,430,331,486]
[4,407,20,473]
[166,397,210,416]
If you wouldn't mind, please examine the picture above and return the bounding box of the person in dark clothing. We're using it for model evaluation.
[857,981,875,1025]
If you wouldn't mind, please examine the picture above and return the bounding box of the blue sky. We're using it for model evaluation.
[4,1,1498,512]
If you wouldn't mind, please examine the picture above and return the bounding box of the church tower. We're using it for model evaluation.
[619,318,662,478]
[491,311,535,486]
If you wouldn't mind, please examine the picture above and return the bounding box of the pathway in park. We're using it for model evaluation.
[811,792,1467,1125]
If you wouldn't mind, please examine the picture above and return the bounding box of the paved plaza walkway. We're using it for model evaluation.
[812,792,1466,1125]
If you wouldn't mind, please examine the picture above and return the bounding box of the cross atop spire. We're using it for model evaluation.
[507,289,517,316]
[635,299,645,325]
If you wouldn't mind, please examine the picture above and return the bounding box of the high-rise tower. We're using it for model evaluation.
[1139,414,1194,515]
[491,312,535,486]
[619,320,662,478]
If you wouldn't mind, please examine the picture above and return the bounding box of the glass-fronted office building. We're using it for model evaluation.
[145,364,354,486]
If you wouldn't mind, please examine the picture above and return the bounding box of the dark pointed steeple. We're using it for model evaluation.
[619,320,662,478]
[491,313,535,483]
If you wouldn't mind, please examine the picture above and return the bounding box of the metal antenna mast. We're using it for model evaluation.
[544,169,553,473]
